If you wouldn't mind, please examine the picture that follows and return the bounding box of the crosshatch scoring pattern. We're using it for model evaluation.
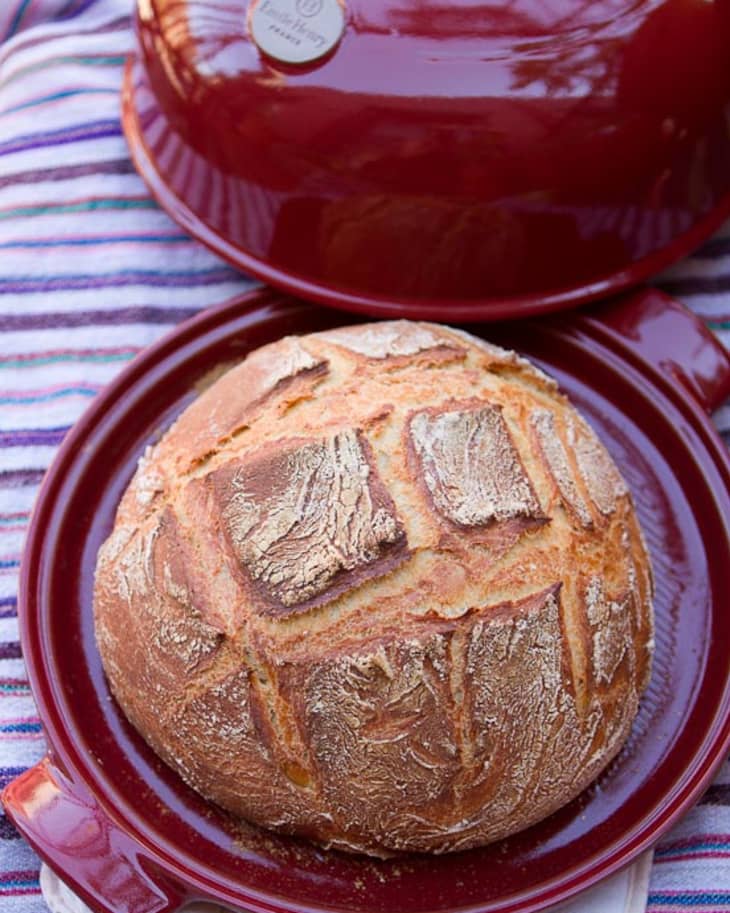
[92,322,653,856]
[0,0,729,910]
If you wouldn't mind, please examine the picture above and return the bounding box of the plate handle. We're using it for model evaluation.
[2,756,186,913]
[584,289,730,413]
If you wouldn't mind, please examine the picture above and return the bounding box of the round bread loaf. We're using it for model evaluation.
[94,320,654,856]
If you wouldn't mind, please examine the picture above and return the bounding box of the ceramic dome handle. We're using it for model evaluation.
[1,756,186,913]
[583,288,730,414]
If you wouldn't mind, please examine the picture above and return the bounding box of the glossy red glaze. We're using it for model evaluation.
[3,761,182,913]
[4,288,730,913]
[123,0,730,320]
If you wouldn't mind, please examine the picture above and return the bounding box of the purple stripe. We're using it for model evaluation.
[0,119,121,157]
[660,275,730,296]
[694,236,730,259]
[57,0,81,15]
[0,305,199,331]
[0,469,44,488]
[0,599,16,619]
[0,868,39,882]
[0,159,134,191]
[60,0,100,21]
[701,784,730,805]
[0,817,19,841]
[0,644,21,661]
[0,768,26,788]
[0,428,69,447]
[3,0,30,41]
[4,13,129,60]
[0,270,235,294]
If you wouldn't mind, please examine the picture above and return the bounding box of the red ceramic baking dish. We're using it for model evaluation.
[3,287,730,913]
[122,0,730,321]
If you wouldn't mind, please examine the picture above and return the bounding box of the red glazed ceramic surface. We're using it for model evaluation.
[123,0,730,319]
[3,288,730,913]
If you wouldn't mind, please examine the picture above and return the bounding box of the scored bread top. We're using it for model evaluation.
[94,319,654,855]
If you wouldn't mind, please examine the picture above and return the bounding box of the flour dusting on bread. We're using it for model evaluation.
[94,320,654,856]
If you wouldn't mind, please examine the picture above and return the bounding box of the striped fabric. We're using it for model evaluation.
[0,3,728,912]
[0,2,254,908]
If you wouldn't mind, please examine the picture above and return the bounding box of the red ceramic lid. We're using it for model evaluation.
[123,0,730,320]
[3,288,730,913]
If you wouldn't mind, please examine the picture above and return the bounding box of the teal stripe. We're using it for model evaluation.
[0,199,158,220]
[0,683,29,692]
[648,893,730,904]
[3,55,126,87]
[0,722,41,733]
[3,87,117,116]
[0,516,27,525]
[0,352,134,367]
[0,267,229,281]
[4,0,32,40]
[0,234,188,249]
[0,387,97,404]
[707,320,730,330]
[656,841,730,855]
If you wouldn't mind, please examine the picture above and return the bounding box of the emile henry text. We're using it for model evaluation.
[258,0,327,49]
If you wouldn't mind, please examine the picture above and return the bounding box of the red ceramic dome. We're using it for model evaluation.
[123,0,730,319]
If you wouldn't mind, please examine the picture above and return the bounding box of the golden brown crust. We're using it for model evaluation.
[210,431,409,616]
[408,400,544,527]
[118,336,330,522]
[317,320,465,363]
[530,408,594,528]
[94,320,654,856]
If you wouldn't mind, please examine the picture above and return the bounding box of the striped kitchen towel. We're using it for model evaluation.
[0,3,728,913]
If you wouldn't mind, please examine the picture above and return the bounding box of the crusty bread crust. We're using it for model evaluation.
[94,321,654,856]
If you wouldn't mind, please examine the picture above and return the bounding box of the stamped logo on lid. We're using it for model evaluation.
[250,0,345,65]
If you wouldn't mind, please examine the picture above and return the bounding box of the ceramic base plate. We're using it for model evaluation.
[4,288,730,913]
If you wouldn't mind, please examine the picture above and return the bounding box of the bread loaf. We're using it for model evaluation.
[93,320,654,856]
